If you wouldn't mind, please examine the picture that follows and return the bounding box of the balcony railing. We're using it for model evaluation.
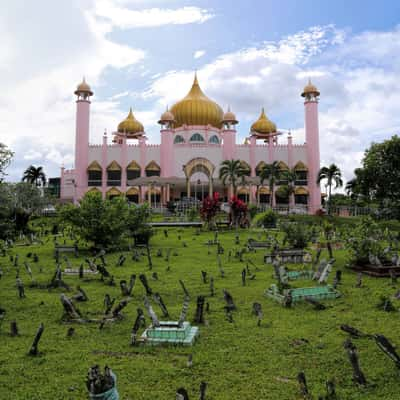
[295,180,308,186]
[88,180,102,187]
[107,180,121,187]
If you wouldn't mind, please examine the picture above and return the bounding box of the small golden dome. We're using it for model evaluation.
[158,106,175,125]
[251,108,276,135]
[117,108,144,137]
[222,106,238,125]
[74,77,93,96]
[301,79,320,97]
[170,73,224,129]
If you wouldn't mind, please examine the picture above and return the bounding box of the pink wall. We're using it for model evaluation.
[222,129,236,160]
[160,129,174,177]
[74,100,90,200]
[304,100,321,213]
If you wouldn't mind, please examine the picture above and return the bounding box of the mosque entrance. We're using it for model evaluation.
[183,158,215,199]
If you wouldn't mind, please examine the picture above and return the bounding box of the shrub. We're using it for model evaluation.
[248,204,258,220]
[347,216,390,265]
[252,209,278,228]
[281,222,312,249]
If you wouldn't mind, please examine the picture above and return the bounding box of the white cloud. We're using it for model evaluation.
[194,50,206,59]
[93,1,214,28]
[142,24,400,185]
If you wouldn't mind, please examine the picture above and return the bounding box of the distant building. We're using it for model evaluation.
[61,74,321,213]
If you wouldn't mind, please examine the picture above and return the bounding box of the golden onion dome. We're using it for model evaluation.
[117,108,144,136]
[74,77,93,96]
[301,79,320,97]
[251,108,277,135]
[222,106,238,125]
[158,106,175,125]
[170,73,224,129]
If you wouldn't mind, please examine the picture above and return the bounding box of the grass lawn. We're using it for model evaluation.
[0,226,399,399]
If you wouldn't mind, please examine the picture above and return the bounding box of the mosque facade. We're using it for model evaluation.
[60,74,321,213]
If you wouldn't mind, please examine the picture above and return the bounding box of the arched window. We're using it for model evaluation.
[255,161,267,177]
[294,161,308,185]
[190,133,204,142]
[126,161,141,181]
[87,161,102,186]
[209,135,219,144]
[107,161,121,186]
[145,161,161,177]
[174,135,185,144]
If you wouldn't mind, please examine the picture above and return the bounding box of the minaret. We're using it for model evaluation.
[222,106,238,160]
[74,78,93,201]
[302,79,321,213]
[158,106,175,178]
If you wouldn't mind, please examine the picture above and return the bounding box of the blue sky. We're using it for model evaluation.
[1,0,400,183]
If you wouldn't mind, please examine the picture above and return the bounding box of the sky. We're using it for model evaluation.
[1,0,400,184]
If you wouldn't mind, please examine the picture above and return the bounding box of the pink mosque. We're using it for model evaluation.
[60,74,322,213]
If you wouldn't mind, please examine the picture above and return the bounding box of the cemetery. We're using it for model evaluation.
[1,200,400,399]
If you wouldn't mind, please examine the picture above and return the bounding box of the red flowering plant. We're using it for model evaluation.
[229,196,249,228]
[200,192,221,229]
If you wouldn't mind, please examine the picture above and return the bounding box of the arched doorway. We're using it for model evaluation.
[126,187,139,203]
[106,187,121,200]
[183,158,215,199]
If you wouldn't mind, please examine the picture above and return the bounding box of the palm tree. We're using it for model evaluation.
[22,165,46,187]
[281,169,297,212]
[219,160,249,196]
[259,161,281,207]
[317,164,343,214]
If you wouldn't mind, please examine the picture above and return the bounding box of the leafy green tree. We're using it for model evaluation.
[60,192,129,248]
[219,159,249,196]
[0,143,14,182]
[362,135,400,205]
[22,165,46,187]
[317,164,343,214]
[0,182,48,236]
[259,161,280,207]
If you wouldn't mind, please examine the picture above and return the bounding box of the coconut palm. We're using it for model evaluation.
[22,165,46,187]
[259,161,281,207]
[280,169,297,212]
[317,164,343,214]
[219,160,249,196]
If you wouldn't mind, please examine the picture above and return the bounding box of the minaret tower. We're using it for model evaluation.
[302,79,321,213]
[158,106,175,178]
[221,106,238,160]
[74,78,93,201]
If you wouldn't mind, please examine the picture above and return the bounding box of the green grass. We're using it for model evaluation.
[0,227,399,399]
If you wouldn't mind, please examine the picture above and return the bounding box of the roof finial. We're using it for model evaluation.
[193,70,199,85]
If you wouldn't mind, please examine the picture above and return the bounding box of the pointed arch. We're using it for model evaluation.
[294,161,308,171]
[127,160,140,170]
[184,158,215,178]
[145,161,161,177]
[106,187,121,197]
[295,187,309,195]
[107,161,121,186]
[277,161,289,171]
[87,161,102,171]
[87,187,101,194]
[87,161,102,187]
[126,187,140,195]
[255,161,267,176]
[107,160,121,171]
